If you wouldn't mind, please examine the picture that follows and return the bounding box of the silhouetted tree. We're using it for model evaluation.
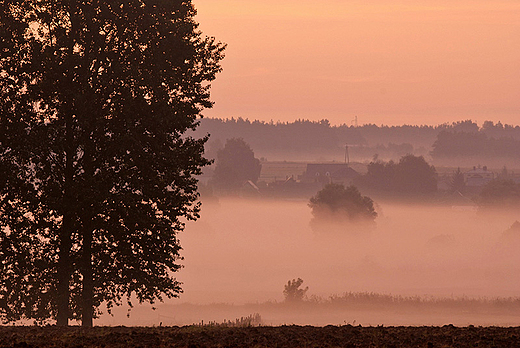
[355,155,437,196]
[309,184,377,226]
[450,120,479,133]
[498,165,510,180]
[0,0,224,327]
[432,129,520,160]
[212,138,261,191]
[478,179,520,208]
[283,278,308,303]
[393,155,437,195]
[450,167,466,193]
[355,160,396,192]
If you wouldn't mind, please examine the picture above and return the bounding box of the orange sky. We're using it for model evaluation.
[194,1,520,126]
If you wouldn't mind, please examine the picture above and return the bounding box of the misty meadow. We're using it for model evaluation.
[97,196,520,327]
[2,0,520,347]
[93,127,520,327]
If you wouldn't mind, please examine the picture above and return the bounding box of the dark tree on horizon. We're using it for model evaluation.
[0,0,224,327]
[355,154,437,197]
[393,155,437,195]
[212,138,261,191]
[450,167,466,194]
[478,179,520,208]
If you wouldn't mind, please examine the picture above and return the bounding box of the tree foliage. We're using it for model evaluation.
[393,155,437,194]
[283,278,308,303]
[431,128,520,160]
[309,184,377,227]
[195,118,520,163]
[450,167,466,193]
[212,138,261,190]
[478,180,520,208]
[356,160,396,192]
[355,155,437,196]
[0,0,224,326]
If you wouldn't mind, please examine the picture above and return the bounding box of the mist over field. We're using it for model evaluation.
[4,0,520,335]
[95,198,520,326]
[183,199,520,300]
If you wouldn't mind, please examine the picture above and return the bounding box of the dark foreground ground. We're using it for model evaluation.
[1,325,520,348]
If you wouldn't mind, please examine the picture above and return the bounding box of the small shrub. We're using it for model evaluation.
[283,278,308,303]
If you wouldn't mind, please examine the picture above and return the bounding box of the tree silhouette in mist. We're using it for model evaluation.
[478,179,520,208]
[212,138,261,191]
[0,0,224,327]
[309,184,377,223]
[450,168,466,193]
[283,278,308,303]
[355,155,437,197]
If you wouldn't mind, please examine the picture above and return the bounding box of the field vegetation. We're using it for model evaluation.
[89,290,520,328]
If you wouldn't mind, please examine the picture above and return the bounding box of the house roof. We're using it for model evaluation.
[303,163,359,178]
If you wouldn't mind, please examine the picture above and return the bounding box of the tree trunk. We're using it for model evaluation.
[56,213,72,326]
[81,129,95,327]
[81,225,94,327]
[57,100,76,326]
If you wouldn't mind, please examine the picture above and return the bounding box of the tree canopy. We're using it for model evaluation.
[431,129,520,161]
[0,0,224,326]
[478,179,520,208]
[450,168,466,194]
[309,184,377,233]
[355,155,437,197]
[212,138,261,191]
[393,155,437,195]
[283,278,308,303]
[193,118,520,165]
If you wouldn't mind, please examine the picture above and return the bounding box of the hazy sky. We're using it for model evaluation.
[194,1,520,126]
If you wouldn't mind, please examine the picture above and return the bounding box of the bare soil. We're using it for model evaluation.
[1,325,520,348]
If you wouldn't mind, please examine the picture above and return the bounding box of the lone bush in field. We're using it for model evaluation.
[283,278,308,303]
[309,184,377,234]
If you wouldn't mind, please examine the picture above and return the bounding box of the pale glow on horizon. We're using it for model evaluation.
[195,1,520,19]
[194,0,520,126]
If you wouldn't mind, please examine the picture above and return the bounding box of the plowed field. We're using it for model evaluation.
[1,325,520,347]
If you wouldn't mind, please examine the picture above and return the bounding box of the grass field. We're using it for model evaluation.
[98,294,520,327]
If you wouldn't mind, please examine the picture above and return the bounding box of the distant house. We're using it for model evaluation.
[464,166,494,187]
[301,163,359,186]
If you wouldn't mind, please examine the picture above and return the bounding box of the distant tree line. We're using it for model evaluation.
[195,118,520,161]
[431,131,520,160]
[197,118,363,160]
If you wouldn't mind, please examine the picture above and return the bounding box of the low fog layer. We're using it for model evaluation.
[182,199,519,301]
[96,198,520,325]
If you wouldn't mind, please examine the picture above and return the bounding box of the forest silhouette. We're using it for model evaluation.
[195,118,520,164]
